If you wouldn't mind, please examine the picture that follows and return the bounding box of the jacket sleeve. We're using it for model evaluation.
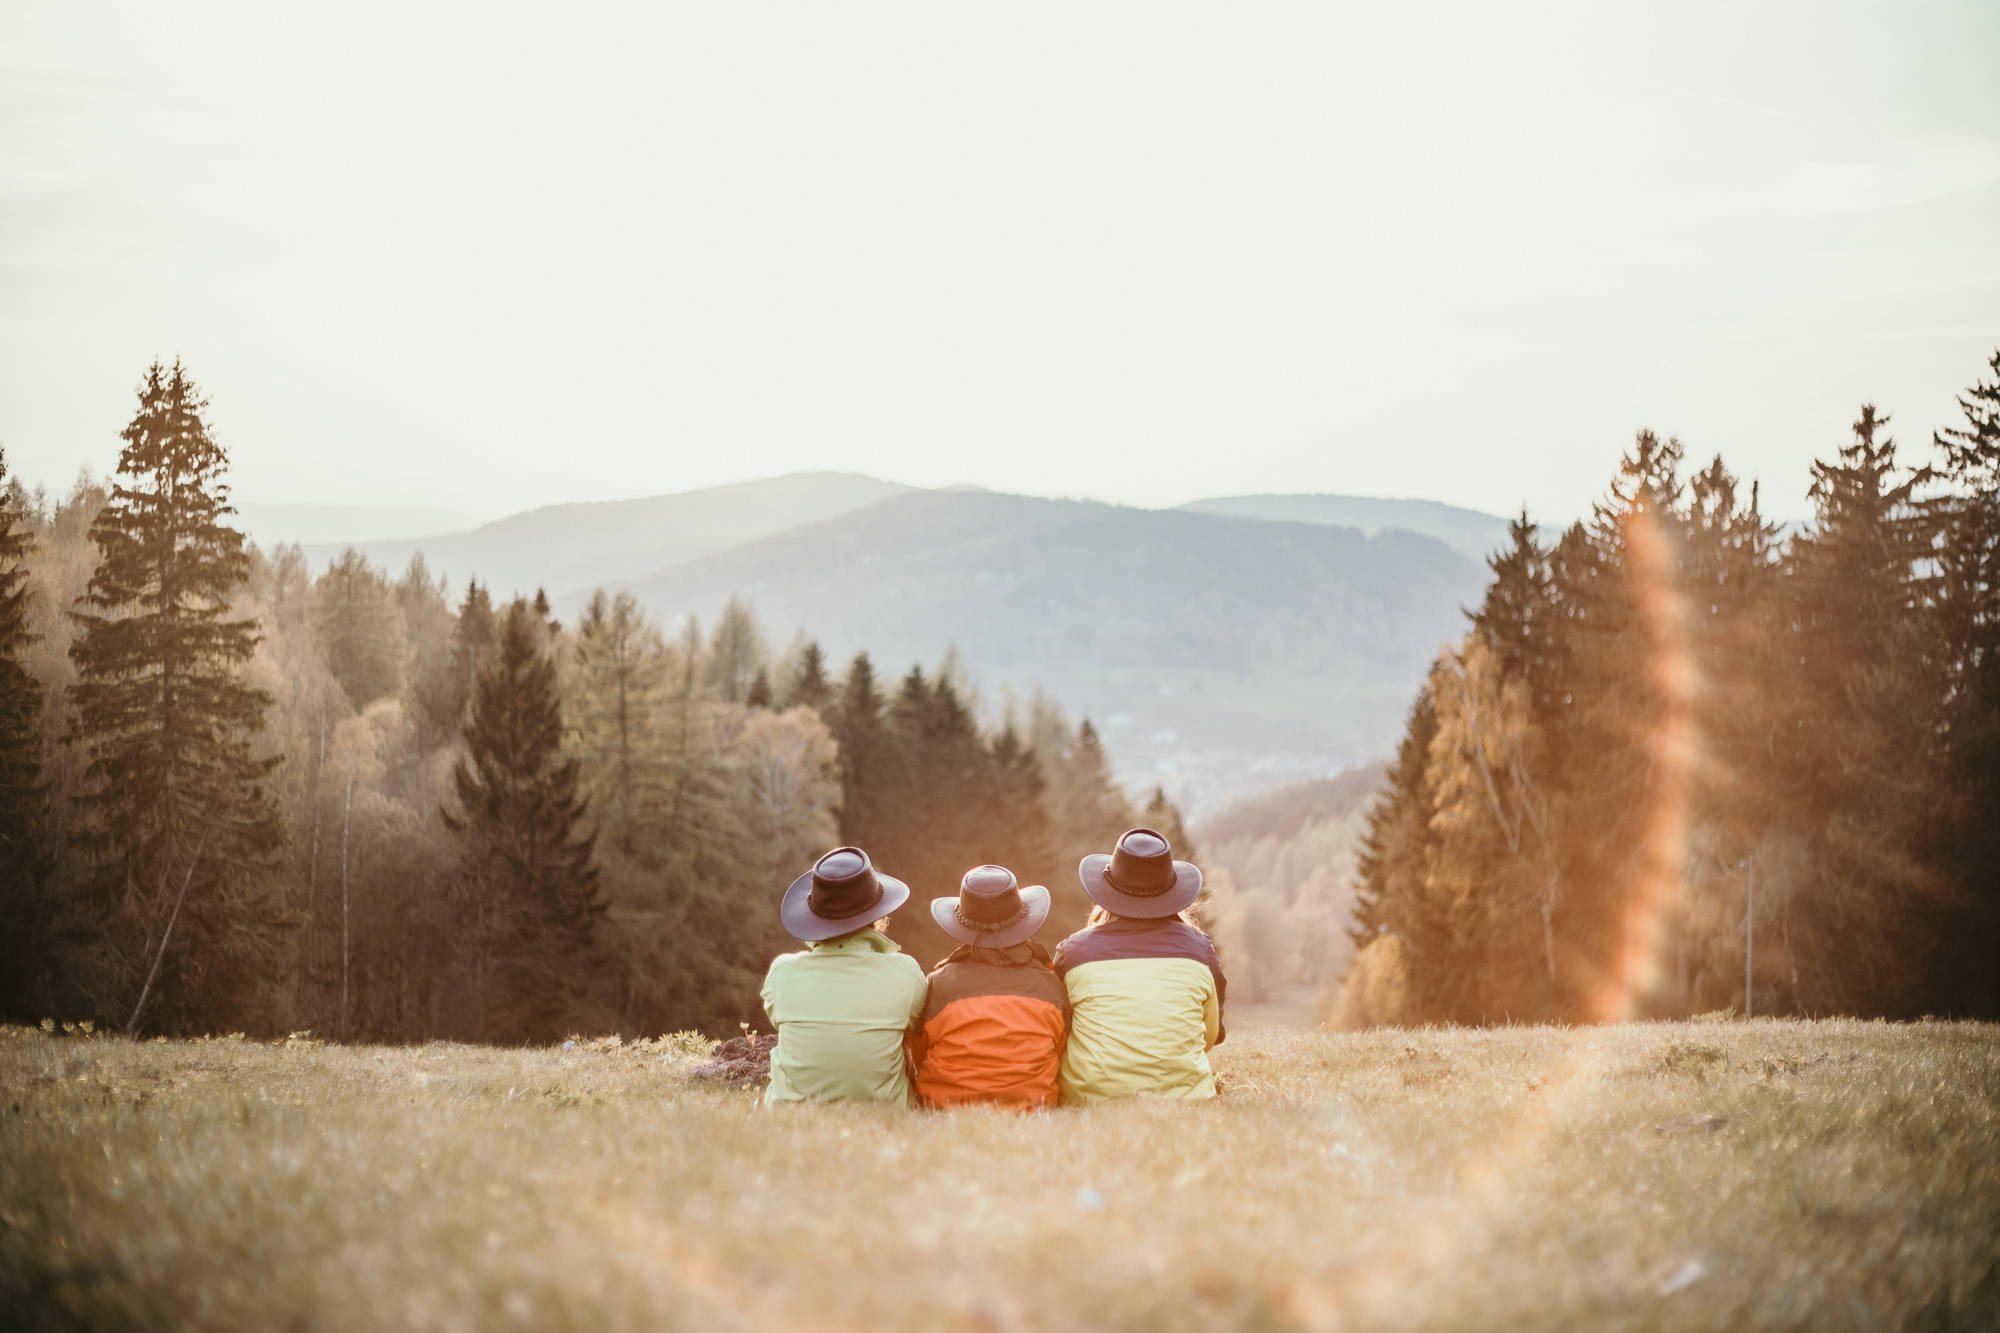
[760,958,782,1029]
[902,964,930,1072]
[1205,941,1227,1048]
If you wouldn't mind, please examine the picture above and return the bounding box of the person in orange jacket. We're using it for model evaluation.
[909,865,1070,1110]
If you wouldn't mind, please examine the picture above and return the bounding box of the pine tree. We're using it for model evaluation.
[1349,678,1440,1015]
[442,597,603,1042]
[744,665,775,710]
[66,359,288,1034]
[784,639,833,714]
[567,589,667,850]
[312,548,409,709]
[1775,405,1944,1015]
[832,652,893,853]
[430,578,496,741]
[705,597,764,703]
[0,445,53,1020]
[1930,350,2000,1015]
[398,554,460,750]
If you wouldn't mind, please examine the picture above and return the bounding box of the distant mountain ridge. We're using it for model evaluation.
[1180,493,1511,560]
[281,473,1495,806]
[300,472,910,600]
[617,489,1486,808]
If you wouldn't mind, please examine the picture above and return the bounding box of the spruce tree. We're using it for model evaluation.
[567,589,667,850]
[67,359,287,1034]
[0,445,53,1020]
[784,640,832,714]
[1931,350,2000,1015]
[833,652,893,852]
[1777,406,1943,1015]
[744,665,775,710]
[313,547,409,708]
[705,596,764,703]
[442,597,603,1042]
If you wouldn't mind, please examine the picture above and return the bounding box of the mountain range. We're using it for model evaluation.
[283,475,1503,809]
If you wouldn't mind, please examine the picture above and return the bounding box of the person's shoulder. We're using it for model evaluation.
[765,947,811,974]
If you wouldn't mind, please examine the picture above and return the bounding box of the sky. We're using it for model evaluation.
[3,1,1997,532]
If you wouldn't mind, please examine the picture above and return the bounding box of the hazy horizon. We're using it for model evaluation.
[6,2,1998,526]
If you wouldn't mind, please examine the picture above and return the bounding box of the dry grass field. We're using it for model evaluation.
[3,1018,1997,1332]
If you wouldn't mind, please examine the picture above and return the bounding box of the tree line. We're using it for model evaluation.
[0,359,1188,1043]
[1337,350,2000,1027]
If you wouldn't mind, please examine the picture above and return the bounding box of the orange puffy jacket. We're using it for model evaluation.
[910,941,1070,1110]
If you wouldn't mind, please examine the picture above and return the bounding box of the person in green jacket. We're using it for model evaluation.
[761,846,928,1107]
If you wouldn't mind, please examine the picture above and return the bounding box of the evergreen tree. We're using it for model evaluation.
[1930,350,2000,1015]
[429,578,497,742]
[705,596,764,703]
[0,445,53,1020]
[784,639,833,714]
[66,359,288,1034]
[312,547,409,709]
[744,665,775,710]
[567,589,667,850]
[832,652,893,852]
[1349,679,1441,1014]
[1776,405,1943,1015]
[442,597,603,1042]
[398,554,460,750]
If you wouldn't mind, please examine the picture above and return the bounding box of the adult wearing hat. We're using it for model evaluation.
[761,847,929,1107]
[909,865,1071,1110]
[1050,828,1227,1103]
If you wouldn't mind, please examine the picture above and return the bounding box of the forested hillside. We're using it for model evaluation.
[0,363,1180,1042]
[1197,766,1385,1005]
[624,488,1487,806]
[1337,350,2000,1027]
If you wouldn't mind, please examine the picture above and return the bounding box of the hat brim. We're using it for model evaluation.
[929,885,1053,949]
[780,868,912,941]
[1078,854,1202,918]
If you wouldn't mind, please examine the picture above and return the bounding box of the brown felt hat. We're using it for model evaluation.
[1078,828,1201,918]
[930,864,1052,949]
[780,846,911,941]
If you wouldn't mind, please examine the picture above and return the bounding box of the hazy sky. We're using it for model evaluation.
[4,1,1997,529]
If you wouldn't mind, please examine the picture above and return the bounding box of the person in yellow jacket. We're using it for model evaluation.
[761,846,927,1107]
[1051,828,1226,1103]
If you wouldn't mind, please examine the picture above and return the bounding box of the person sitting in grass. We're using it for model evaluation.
[1052,828,1226,1103]
[910,865,1070,1110]
[761,846,928,1107]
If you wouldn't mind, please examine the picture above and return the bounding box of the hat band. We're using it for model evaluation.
[1103,861,1176,897]
[957,900,1030,934]
[809,879,884,920]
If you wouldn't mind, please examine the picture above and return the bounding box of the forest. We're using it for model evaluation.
[4,351,1998,1041]
[1337,350,2000,1027]
[0,360,1189,1042]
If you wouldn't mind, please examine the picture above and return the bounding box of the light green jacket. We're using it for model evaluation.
[760,929,928,1107]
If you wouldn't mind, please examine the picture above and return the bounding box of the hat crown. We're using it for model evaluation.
[961,864,1018,898]
[807,846,884,921]
[1105,827,1179,896]
[957,864,1025,926]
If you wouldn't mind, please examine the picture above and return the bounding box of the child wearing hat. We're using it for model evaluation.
[761,846,929,1107]
[1051,828,1227,1103]
[909,865,1071,1110]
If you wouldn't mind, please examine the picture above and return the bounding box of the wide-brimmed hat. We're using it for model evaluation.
[931,864,1052,949]
[1079,828,1202,918]
[780,846,911,941]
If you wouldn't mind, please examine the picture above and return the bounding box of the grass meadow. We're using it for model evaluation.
[2,1018,1997,1331]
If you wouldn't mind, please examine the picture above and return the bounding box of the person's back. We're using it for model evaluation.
[912,866,1068,1110]
[1052,828,1226,1104]
[762,846,927,1108]
[1053,914,1224,1102]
